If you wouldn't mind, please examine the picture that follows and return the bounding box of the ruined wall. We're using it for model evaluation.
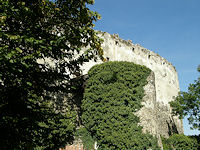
[81,31,183,138]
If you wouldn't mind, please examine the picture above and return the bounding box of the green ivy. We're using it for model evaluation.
[82,61,160,150]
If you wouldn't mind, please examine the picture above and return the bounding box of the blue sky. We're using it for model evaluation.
[89,0,200,135]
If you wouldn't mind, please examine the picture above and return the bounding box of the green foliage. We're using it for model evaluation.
[162,134,199,150]
[0,0,102,149]
[189,135,200,148]
[161,137,173,150]
[75,127,95,150]
[82,61,160,150]
[170,66,200,131]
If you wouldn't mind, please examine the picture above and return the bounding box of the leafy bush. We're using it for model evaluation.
[162,136,173,150]
[82,61,159,150]
[75,127,95,150]
[162,134,199,150]
[189,135,200,149]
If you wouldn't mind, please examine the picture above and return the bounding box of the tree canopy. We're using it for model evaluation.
[0,0,102,149]
[170,66,200,131]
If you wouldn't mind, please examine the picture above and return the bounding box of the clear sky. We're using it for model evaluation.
[89,0,200,135]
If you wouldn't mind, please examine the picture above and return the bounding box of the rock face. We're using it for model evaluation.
[81,31,183,138]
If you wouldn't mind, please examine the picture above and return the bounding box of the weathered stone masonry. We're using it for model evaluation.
[81,31,183,139]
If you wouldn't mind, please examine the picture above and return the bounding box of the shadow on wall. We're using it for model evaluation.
[166,119,178,136]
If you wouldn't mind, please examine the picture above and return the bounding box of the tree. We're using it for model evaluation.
[170,66,200,131]
[0,0,102,149]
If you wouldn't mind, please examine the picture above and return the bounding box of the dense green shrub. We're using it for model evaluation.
[82,61,160,150]
[162,134,199,150]
[75,127,95,150]
[189,135,200,149]
[161,136,173,150]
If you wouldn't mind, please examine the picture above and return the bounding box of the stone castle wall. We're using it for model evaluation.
[81,31,183,138]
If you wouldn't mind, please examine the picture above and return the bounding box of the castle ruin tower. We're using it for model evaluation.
[81,32,184,138]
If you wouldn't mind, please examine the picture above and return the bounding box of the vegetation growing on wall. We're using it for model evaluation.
[82,61,160,150]
[75,127,95,150]
[162,134,199,150]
